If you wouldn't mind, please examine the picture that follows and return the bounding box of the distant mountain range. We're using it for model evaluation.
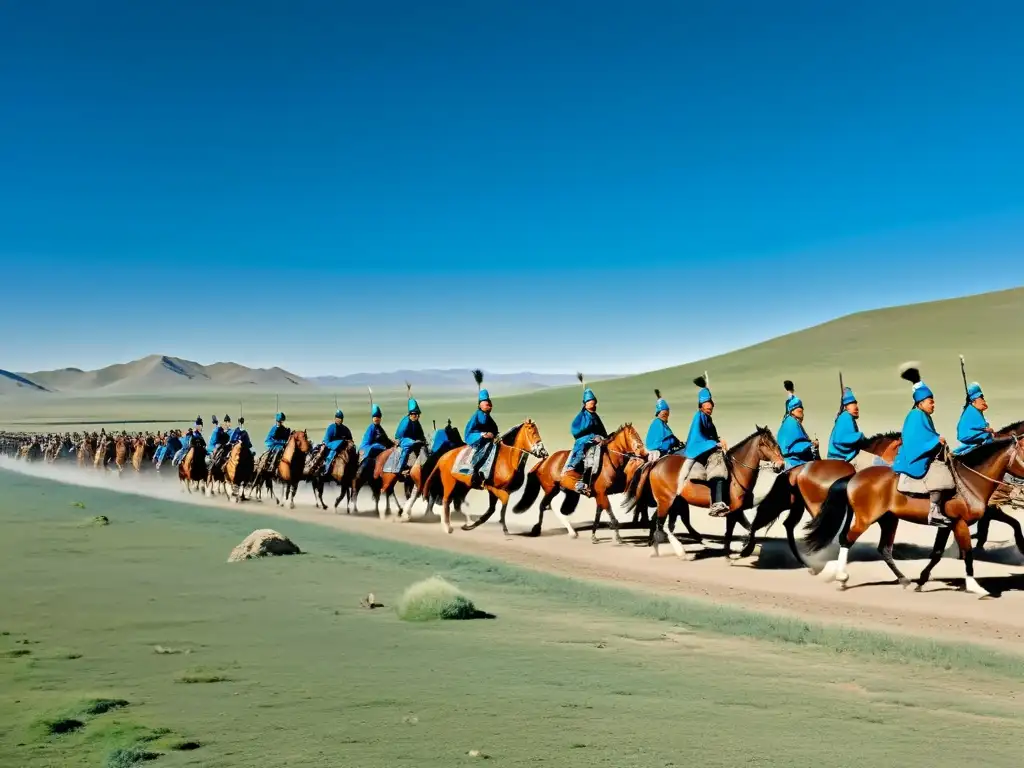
[0,357,617,396]
[310,370,617,391]
[1,355,312,395]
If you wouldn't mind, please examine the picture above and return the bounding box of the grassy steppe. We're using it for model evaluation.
[2,470,1024,767]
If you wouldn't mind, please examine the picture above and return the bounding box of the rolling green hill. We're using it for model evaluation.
[1,287,1021,447]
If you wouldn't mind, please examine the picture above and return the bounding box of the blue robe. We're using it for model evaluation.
[265,424,291,451]
[207,425,228,455]
[394,416,426,468]
[568,410,608,469]
[892,408,942,479]
[955,405,993,455]
[683,411,719,459]
[645,418,681,454]
[229,427,252,449]
[359,423,393,464]
[827,411,866,462]
[322,422,353,464]
[778,414,815,469]
[465,410,499,446]
[163,436,182,461]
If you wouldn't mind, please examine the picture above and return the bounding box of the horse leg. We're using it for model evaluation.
[975,506,1024,556]
[675,500,704,545]
[495,490,512,536]
[825,506,865,590]
[463,492,499,531]
[875,513,911,588]
[953,520,990,598]
[440,483,454,534]
[289,482,297,509]
[550,492,578,539]
[915,527,953,592]
[593,491,622,545]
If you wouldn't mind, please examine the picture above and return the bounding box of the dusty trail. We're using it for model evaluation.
[5,457,1024,652]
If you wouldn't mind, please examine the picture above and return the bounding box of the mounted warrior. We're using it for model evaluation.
[393,384,427,477]
[680,374,730,517]
[465,370,499,487]
[644,389,684,460]
[563,373,608,496]
[777,380,818,469]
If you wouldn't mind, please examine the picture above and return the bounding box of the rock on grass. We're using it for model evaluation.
[395,577,485,621]
[228,529,301,562]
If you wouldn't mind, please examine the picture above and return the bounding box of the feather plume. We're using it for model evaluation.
[898,362,921,384]
[367,386,373,405]
[693,375,707,388]
[783,380,794,394]
[405,381,412,397]
[654,388,661,398]
[472,369,484,389]
[577,371,585,387]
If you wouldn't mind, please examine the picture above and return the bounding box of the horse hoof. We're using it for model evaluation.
[836,581,849,592]
[899,578,912,589]
[446,527,453,535]
[914,583,925,593]
[728,552,743,561]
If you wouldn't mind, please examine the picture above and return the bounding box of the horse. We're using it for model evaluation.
[512,423,647,543]
[77,435,96,468]
[308,441,359,512]
[970,419,1024,554]
[113,435,131,474]
[131,435,155,473]
[371,421,467,521]
[20,440,43,463]
[622,426,785,559]
[735,431,903,565]
[221,441,256,503]
[803,435,1024,598]
[177,442,209,493]
[253,430,312,508]
[423,420,548,535]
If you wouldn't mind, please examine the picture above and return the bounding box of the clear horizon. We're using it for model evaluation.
[3,2,1023,375]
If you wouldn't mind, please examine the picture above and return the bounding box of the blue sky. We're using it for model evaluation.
[2,1,1022,376]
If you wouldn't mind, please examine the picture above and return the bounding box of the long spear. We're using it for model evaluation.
[838,371,844,416]
[959,354,970,407]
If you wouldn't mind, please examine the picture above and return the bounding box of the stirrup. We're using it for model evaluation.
[927,504,954,528]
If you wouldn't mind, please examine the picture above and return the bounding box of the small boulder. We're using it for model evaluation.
[228,529,301,563]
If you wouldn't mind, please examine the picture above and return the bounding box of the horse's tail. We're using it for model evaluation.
[513,467,543,514]
[621,462,653,514]
[753,471,793,532]
[802,477,852,553]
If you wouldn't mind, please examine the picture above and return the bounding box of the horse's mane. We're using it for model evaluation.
[996,419,1024,435]
[954,436,1017,467]
[730,425,777,453]
[499,422,524,446]
[866,430,901,442]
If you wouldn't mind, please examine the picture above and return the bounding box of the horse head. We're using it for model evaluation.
[609,422,646,460]
[752,424,785,470]
[292,429,312,452]
[516,419,548,459]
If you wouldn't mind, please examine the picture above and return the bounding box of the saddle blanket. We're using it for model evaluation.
[453,444,497,481]
[896,461,956,495]
[382,447,425,474]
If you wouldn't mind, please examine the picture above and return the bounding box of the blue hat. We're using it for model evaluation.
[407,398,421,414]
[653,388,669,414]
[334,409,344,419]
[912,382,934,404]
[899,365,933,405]
[967,382,983,401]
[371,404,382,418]
[841,387,857,406]
[694,375,712,405]
[478,389,491,403]
[275,412,286,422]
[582,387,597,404]
[785,395,803,413]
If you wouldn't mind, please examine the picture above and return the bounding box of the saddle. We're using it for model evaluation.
[454,443,497,484]
[382,444,426,474]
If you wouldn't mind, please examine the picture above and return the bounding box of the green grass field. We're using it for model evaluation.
[3,469,1024,767]
[2,288,1022,450]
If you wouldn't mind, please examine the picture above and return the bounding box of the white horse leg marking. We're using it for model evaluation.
[965,576,990,598]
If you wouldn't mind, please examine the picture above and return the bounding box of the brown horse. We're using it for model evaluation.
[222,441,256,503]
[623,426,785,559]
[131,436,155,473]
[94,436,115,470]
[735,432,903,565]
[255,430,312,508]
[309,441,359,512]
[970,419,1024,554]
[370,444,427,521]
[424,421,548,535]
[803,435,1024,598]
[512,423,647,543]
[177,442,209,493]
[77,435,96,468]
[113,435,131,474]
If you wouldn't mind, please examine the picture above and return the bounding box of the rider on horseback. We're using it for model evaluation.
[827,385,876,469]
[230,417,252,450]
[208,414,233,470]
[681,375,730,517]
[359,403,393,474]
[778,380,818,469]
[157,430,183,470]
[955,381,995,455]
[566,376,608,495]
[322,409,353,476]
[465,371,499,486]
[892,366,955,528]
[189,416,207,455]
[645,389,684,460]
[264,413,291,469]
[394,395,426,476]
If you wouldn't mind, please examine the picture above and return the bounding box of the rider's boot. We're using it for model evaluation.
[927,491,954,528]
[708,478,729,517]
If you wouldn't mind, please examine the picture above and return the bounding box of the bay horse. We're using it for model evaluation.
[512,423,647,543]
[222,441,256,503]
[131,435,155,473]
[177,442,209,493]
[423,420,548,535]
[113,435,131,474]
[971,419,1024,554]
[623,426,784,559]
[309,441,359,512]
[735,432,902,566]
[94,436,114,470]
[77,435,96,468]
[803,435,1024,598]
[254,430,312,508]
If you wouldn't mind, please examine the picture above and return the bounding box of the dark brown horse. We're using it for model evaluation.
[177,442,209,493]
[971,419,1024,554]
[255,430,312,508]
[424,421,548,535]
[735,432,903,565]
[623,426,785,559]
[309,441,359,512]
[803,435,1024,598]
[512,423,647,543]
